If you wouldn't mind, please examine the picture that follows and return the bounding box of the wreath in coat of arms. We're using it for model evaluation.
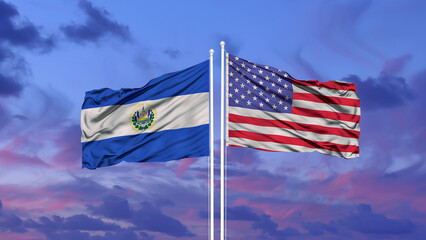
[129,104,157,132]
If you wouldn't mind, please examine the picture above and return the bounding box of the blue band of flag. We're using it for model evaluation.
[82,60,209,109]
[82,125,209,169]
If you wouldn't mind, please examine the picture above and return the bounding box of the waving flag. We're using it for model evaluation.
[81,61,209,169]
[226,54,360,158]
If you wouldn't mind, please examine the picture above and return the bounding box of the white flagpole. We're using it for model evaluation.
[220,41,225,240]
[224,53,229,240]
[209,49,214,240]
[225,53,229,147]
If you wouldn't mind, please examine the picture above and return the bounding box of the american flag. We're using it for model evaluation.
[226,54,360,158]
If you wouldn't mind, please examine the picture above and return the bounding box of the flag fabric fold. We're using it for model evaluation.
[81,60,210,169]
[226,54,360,158]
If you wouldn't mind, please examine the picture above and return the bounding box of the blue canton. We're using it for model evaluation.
[228,54,293,113]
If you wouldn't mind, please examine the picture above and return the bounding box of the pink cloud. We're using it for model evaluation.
[232,198,302,228]
[0,184,83,214]
[227,171,286,194]
[0,137,49,167]
[306,167,426,216]
[382,54,412,74]
[0,232,45,240]
[175,158,197,178]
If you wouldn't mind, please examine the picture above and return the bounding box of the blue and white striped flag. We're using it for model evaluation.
[81,61,209,169]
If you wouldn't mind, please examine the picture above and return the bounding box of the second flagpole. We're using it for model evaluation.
[220,41,225,240]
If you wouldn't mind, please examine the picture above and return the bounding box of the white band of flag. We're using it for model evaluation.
[81,92,209,142]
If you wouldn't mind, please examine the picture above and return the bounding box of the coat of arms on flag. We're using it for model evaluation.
[130,104,157,132]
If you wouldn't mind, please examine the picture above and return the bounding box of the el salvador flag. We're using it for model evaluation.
[81,61,209,169]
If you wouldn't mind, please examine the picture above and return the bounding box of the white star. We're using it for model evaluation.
[234,88,239,93]
[258,69,263,74]
[272,93,276,98]
[273,105,277,109]
[259,102,264,107]
[265,66,269,69]
[247,68,251,72]
[240,83,245,88]
[230,82,233,87]
[252,75,257,79]
[265,87,269,92]
[247,100,251,105]
[229,61,233,66]
[230,72,234,77]
[271,73,276,76]
[234,56,239,61]
[235,99,239,104]
[246,79,250,83]
[235,78,239,82]
[229,93,233,98]
[278,69,282,72]
[265,98,270,103]
[253,85,258,90]
[259,92,264,96]
[247,90,252,95]
[279,100,283,105]
[242,63,246,68]
[241,95,245,99]
[265,76,270,81]
[284,83,288,89]
[253,64,257,68]
[277,88,282,94]
[272,83,276,87]
[236,67,240,72]
[285,96,289,101]
[277,78,282,82]
[259,80,264,85]
[284,106,288,110]
[253,96,257,101]
[284,73,288,78]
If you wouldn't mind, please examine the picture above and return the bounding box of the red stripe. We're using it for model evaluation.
[229,114,360,139]
[292,79,357,91]
[229,130,359,153]
[293,93,360,107]
[292,107,360,123]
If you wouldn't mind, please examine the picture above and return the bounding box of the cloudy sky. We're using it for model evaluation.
[1,0,425,239]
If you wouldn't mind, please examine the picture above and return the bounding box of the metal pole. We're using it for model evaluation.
[220,41,225,240]
[209,49,214,240]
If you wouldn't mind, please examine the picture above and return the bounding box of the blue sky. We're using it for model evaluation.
[1,0,426,239]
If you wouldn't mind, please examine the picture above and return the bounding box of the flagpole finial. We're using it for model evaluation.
[220,41,225,46]
[210,49,214,54]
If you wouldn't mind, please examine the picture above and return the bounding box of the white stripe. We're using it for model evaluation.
[293,83,359,100]
[228,137,359,159]
[292,99,361,116]
[81,92,209,142]
[228,106,360,132]
[228,122,359,145]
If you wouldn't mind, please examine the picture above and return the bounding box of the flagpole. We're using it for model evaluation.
[224,52,229,240]
[220,41,225,240]
[225,53,229,146]
[209,49,214,240]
